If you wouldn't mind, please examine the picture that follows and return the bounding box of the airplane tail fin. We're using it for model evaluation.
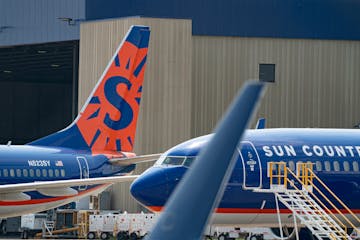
[28,25,150,153]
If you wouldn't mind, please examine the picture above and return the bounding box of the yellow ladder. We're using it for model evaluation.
[267,162,360,240]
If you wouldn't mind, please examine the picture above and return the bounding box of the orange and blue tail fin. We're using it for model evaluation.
[28,25,150,153]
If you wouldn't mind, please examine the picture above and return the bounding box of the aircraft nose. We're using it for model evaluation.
[130,167,169,208]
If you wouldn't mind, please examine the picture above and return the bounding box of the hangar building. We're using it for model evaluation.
[1,0,360,212]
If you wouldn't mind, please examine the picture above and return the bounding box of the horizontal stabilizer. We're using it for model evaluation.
[109,153,162,165]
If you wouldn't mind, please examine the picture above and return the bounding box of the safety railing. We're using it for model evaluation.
[268,161,360,239]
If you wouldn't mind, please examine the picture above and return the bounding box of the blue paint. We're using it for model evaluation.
[115,55,120,67]
[85,0,360,41]
[89,129,101,148]
[126,26,151,48]
[89,96,100,104]
[103,76,133,131]
[87,108,100,120]
[127,136,133,147]
[133,55,147,77]
[131,128,360,213]
[116,139,121,151]
[28,125,90,150]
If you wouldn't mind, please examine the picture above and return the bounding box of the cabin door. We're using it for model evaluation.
[77,156,89,190]
[238,141,262,189]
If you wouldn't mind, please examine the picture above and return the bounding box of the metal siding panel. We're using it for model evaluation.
[192,36,360,139]
[79,18,192,212]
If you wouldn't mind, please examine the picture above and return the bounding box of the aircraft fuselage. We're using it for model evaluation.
[130,128,360,226]
[0,145,134,217]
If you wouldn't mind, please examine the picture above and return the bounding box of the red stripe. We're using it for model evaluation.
[0,184,109,206]
[147,206,360,214]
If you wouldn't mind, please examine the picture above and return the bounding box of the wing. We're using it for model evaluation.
[146,81,265,240]
[109,153,162,165]
[0,175,138,198]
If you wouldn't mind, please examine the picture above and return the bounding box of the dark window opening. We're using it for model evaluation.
[259,63,275,82]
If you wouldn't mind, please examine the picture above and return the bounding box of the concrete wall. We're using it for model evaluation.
[79,18,192,212]
[79,17,360,212]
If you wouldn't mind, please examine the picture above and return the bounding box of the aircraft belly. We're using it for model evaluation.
[37,187,78,197]
[0,184,109,218]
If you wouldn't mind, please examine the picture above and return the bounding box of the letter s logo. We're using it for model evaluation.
[103,76,133,130]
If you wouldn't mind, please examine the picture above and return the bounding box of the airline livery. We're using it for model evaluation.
[0,25,156,218]
[131,124,360,229]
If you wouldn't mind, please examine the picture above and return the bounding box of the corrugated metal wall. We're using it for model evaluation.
[0,0,85,46]
[191,37,360,137]
[79,18,192,212]
[79,17,360,212]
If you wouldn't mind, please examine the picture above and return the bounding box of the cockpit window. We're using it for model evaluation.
[162,157,185,166]
[156,155,197,167]
[183,157,195,167]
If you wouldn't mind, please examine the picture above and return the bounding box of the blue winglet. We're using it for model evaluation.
[145,81,266,240]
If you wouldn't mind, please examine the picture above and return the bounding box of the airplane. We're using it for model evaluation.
[131,104,360,238]
[146,81,265,240]
[0,25,159,218]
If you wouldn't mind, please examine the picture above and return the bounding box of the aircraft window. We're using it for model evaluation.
[42,169,47,177]
[61,169,66,177]
[162,156,185,166]
[183,157,195,167]
[36,169,41,177]
[343,161,350,172]
[315,161,322,171]
[29,169,34,177]
[16,169,21,177]
[295,161,303,173]
[3,169,8,177]
[10,169,15,177]
[49,169,54,177]
[288,161,295,171]
[353,161,359,172]
[55,169,60,177]
[333,161,340,172]
[23,169,28,177]
[324,161,331,171]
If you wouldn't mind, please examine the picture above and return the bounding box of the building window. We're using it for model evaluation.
[259,63,275,82]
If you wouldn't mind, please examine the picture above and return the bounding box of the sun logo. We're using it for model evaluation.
[76,39,148,153]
